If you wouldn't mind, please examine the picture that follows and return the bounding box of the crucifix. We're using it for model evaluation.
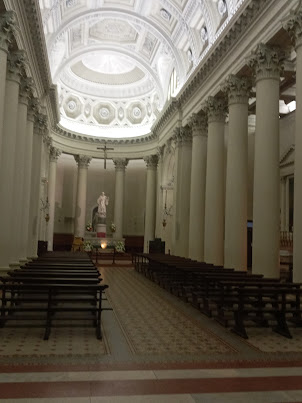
[97,142,114,169]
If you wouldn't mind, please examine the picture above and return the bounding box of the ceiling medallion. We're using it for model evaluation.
[66,0,77,8]
[68,100,77,111]
[160,8,172,21]
[218,0,227,16]
[100,107,110,118]
[201,26,208,42]
[133,107,142,118]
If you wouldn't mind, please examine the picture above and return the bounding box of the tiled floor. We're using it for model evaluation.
[1,265,302,402]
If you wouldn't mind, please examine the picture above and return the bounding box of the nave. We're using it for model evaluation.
[1,261,302,402]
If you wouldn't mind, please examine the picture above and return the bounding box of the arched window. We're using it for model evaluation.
[167,69,178,101]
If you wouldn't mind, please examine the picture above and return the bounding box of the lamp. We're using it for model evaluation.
[162,189,173,227]
[100,240,107,249]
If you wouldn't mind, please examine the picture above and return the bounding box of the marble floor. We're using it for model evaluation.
[1,265,302,402]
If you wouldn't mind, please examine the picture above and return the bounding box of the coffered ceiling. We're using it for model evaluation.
[38,0,246,138]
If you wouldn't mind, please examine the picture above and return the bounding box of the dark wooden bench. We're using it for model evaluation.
[212,282,302,339]
[0,282,110,340]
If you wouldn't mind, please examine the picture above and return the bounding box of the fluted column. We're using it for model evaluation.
[113,158,128,239]
[10,78,32,265]
[285,10,302,281]
[0,11,15,155]
[155,146,165,239]
[249,44,282,278]
[204,97,227,266]
[173,127,192,257]
[46,146,61,251]
[19,99,37,262]
[143,155,158,252]
[223,75,251,270]
[74,155,92,238]
[188,114,208,261]
[0,51,24,270]
[28,113,47,258]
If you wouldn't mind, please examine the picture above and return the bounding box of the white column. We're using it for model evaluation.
[112,158,128,239]
[0,51,23,270]
[46,146,61,251]
[204,97,227,266]
[280,177,287,232]
[249,44,282,278]
[173,127,192,258]
[285,11,302,281]
[38,135,51,242]
[10,78,32,265]
[143,155,158,252]
[0,11,15,155]
[155,146,165,239]
[19,100,36,262]
[28,114,46,258]
[188,114,208,262]
[224,76,251,270]
[74,154,92,238]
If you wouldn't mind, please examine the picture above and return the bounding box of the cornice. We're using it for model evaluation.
[152,98,181,137]
[53,125,158,145]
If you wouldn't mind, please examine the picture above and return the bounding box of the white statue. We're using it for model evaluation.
[97,192,109,218]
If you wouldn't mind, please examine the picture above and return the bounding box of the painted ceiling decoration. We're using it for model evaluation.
[38,0,246,139]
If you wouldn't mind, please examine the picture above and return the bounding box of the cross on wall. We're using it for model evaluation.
[97,142,114,169]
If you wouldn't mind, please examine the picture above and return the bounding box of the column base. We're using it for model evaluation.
[0,266,9,274]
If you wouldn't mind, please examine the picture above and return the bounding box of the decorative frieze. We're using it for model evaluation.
[144,154,159,169]
[248,43,283,82]
[6,50,27,83]
[49,146,61,162]
[223,75,252,105]
[0,11,17,53]
[205,96,227,124]
[284,6,302,48]
[74,154,92,168]
[113,158,129,171]
[188,113,207,137]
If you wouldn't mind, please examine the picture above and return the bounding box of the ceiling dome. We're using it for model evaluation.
[39,0,246,139]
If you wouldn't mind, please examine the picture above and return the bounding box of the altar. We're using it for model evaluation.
[84,231,125,251]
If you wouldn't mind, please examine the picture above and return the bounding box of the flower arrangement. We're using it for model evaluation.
[83,240,92,251]
[107,240,125,253]
[110,222,116,232]
[86,222,93,232]
[114,240,125,253]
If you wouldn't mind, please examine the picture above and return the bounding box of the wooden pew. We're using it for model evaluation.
[0,282,109,340]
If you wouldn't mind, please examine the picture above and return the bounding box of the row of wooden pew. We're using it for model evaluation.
[0,252,110,340]
[133,253,302,339]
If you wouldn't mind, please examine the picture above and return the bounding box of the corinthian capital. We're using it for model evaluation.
[284,5,302,48]
[0,11,17,53]
[19,77,34,105]
[7,50,27,82]
[248,43,283,81]
[144,154,159,169]
[205,96,227,124]
[113,158,128,171]
[188,113,208,137]
[34,113,48,136]
[223,75,252,105]
[49,146,61,162]
[74,154,92,168]
[172,126,192,146]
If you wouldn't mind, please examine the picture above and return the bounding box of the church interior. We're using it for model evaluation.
[1,0,302,401]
